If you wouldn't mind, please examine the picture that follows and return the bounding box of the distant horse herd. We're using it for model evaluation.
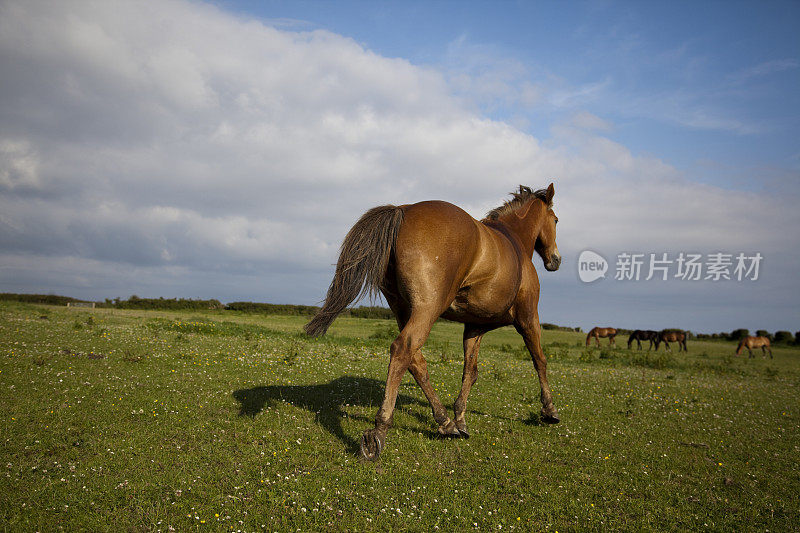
[586,326,771,358]
[586,327,687,351]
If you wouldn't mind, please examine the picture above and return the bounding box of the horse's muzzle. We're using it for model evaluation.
[545,253,561,271]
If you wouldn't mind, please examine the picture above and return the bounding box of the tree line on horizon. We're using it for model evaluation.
[0,292,796,343]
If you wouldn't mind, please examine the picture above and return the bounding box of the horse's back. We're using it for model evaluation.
[751,336,769,347]
[392,200,522,319]
[396,200,480,267]
[662,331,685,342]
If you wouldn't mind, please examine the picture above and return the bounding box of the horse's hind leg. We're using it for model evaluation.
[453,325,487,438]
[386,297,452,436]
[408,349,456,436]
[360,311,436,461]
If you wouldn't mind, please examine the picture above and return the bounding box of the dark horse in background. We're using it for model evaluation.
[627,330,658,350]
[586,327,617,347]
[654,330,688,352]
[305,184,562,461]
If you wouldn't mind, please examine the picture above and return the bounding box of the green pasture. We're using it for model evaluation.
[0,302,798,531]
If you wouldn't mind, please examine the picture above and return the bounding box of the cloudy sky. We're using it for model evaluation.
[1,0,798,333]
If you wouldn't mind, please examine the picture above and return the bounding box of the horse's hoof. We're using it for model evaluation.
[359,429,385,462]
[437,419,461,438]
[455,420,470,438]
[541,406,560,424]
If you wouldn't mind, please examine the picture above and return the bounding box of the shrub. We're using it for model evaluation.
[541,323,582,332]
[774,331,793,344]
[349,306,395,319]
[631,351,673,369]
[499,342,529,361]
[599,348,618,360]
[116,296,223,310]
[369,325,399,341]
[547,347,569,361]
[226,302,319,315]
[0,292,90,306]
[728,329,749,341]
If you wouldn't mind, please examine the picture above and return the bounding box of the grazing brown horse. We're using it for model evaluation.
[627,330,658,350]
[736,336,772,358]
[305,184,562,461]
[654,330,688,352]
[586,327,617,346]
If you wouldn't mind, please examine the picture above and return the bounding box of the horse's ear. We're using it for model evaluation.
[545,182,555,204]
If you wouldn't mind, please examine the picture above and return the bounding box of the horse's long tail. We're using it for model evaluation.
[304,205,404,337]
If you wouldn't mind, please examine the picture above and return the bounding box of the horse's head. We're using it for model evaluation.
[534,183,561,271]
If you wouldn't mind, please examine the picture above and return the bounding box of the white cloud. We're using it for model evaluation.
[0,139,40,190]
[0,0,797,329]
[729,58,799,84]
[567,112,613,133]
[549,78,612,108]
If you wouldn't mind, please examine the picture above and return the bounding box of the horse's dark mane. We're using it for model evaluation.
[483,185,551,221]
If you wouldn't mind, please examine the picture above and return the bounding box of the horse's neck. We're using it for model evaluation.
[495,201,545,259]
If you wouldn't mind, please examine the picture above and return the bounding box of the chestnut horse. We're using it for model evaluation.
[736,336,772,358]
[586,327,617,347]
[654,330,688,352]
[627,330,658,350]
[305,184,561,461]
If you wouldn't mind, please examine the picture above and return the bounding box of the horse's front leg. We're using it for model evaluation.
[452,325,487,437]
[515,319,559,424]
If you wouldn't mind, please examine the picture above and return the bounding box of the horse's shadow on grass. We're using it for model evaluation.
[233,376,431,455]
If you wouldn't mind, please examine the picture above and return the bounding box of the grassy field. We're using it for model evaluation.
[1,302,798,531]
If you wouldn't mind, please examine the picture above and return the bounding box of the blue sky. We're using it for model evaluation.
[0,0,798,333]
[222,0,800,189]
